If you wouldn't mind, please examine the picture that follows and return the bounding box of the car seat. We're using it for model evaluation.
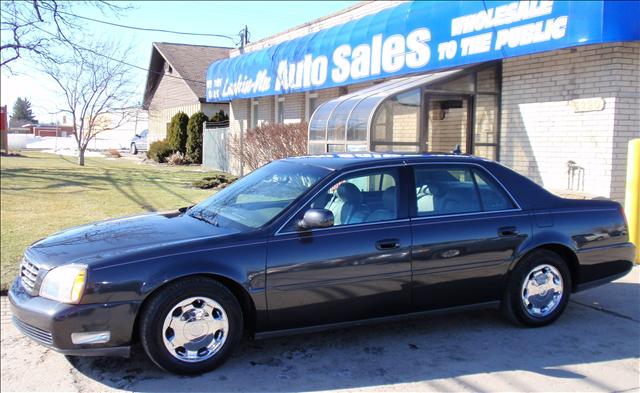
[436,186,480,214]
[367,186,397,222]
[326,183,370,225]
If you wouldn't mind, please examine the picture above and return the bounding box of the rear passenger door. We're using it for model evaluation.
[410,164,531,311]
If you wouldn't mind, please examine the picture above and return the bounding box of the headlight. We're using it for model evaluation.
[39,264,87,304]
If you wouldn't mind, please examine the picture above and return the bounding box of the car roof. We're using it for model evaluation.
[282,152,488,171]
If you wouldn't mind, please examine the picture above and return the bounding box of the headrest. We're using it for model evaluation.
[337,182,362,203]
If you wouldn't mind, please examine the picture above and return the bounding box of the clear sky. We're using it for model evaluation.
[0,1,358,123]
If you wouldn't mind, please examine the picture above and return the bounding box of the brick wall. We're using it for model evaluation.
[500,42,640,203]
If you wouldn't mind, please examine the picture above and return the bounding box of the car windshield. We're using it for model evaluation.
[188,161,331,229]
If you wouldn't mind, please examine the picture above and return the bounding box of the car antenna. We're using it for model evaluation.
[451,144,462,155]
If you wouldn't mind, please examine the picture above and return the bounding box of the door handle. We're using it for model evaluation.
[498,226,519,237]
[376,239,400,250]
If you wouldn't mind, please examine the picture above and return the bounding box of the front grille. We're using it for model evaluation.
[20,257,40,295]
[12,317,53,345]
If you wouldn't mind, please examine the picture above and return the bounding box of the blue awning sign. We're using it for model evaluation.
[206,1,639,102]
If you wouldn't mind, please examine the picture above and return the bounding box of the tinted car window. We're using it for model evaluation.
[414,166,516,217]
[288,168,400,230]
[473,169,515,211]
[414,167,481,216]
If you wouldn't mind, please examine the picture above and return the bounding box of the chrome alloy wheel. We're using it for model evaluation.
[161,297,229,362]
[521,264,564,318]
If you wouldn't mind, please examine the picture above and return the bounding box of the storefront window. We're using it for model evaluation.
[474,95,497,144]
[473,94,498,160]
[309,101,334,141]
[473,145,497,160]
[308,96,319,120]
[428,96,468,153]
[371,88,420,146]
[277,97,285,123]
[307,64,501,159]
[326,101,350,141]
[251,99,259,129]
[308,143,326,154]
[327,144,346,153]
[373,144,419,153]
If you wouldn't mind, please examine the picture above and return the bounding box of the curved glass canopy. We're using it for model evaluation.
[308,69,462,153]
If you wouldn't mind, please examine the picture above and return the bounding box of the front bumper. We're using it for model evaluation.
[9,278,140,357]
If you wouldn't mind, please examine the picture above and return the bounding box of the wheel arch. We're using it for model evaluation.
[509,243,580,292]
[132,273,257,343]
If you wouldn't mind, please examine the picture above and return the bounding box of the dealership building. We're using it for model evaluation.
[205,0,639,203]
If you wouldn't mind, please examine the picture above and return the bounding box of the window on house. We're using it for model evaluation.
[251,99,259,129]
[307,93,319,121]
[277,97,285,123]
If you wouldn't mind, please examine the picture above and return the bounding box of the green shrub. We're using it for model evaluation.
[186,111,208,164]
[166,112,189,153]
[191,174,237,190]
[147,140,173,163]
[210,109,229,123]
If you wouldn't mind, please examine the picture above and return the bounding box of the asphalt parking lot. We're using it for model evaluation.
[1,267,638,392]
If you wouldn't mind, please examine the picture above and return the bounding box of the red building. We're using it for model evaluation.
[21,124,74,137]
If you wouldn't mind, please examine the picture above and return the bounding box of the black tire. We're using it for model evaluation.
[130,143,138,155]
[139,277,243,375]
[502,249,572,327]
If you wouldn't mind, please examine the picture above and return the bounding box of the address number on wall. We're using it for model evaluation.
[569,97,605,113]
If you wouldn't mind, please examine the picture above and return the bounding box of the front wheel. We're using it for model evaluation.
[130,143,138,155]
[139,277,243,375]
[502,249,571,327]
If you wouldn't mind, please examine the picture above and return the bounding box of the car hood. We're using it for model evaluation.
[26,211,239,270]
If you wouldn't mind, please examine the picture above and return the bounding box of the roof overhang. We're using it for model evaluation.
[206,0,639,102]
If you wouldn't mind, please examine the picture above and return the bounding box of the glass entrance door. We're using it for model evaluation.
[426,95,471,154]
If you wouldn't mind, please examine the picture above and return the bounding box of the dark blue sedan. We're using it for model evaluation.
[9,153,636,374]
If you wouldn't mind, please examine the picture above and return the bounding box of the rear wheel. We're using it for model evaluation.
[139,277,243,375]
[502,249,571,326]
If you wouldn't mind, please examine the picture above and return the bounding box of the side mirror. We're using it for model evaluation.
[298,209,334,230]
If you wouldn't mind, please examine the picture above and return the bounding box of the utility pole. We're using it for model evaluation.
[240,25,250,49]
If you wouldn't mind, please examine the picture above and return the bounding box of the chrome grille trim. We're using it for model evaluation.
[12,317,53,345]
[19,257,40,295]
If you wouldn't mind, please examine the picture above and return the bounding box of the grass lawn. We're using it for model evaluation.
[0,152,221,291]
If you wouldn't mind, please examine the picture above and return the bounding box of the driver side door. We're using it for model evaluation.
[265,166,412,331]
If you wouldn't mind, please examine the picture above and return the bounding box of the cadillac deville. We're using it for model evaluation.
[9,153,635,374]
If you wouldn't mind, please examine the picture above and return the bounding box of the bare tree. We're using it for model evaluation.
[0,0,127,68]
[228,122,308,172]
[40,40,136,165]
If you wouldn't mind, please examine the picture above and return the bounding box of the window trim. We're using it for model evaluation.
[408,162,521,220]
[275,164,407,236]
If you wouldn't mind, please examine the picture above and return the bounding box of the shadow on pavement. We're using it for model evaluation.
[67,281,640,392]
